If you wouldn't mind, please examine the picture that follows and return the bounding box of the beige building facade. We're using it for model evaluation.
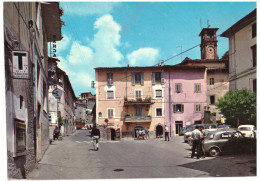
[95,66,165,139]
[221,9,256,92]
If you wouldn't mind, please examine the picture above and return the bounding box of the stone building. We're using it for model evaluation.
[4,2,62,178]
[221,9,256,93]
[75,92,96,128]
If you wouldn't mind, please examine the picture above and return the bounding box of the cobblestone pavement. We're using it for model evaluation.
[27,130,256,179]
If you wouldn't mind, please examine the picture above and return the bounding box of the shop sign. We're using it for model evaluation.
[12,51,29,79]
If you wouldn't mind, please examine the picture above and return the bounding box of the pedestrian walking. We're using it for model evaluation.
[91,124,100,151]
[145,128,149,140]
[165,125,169,141]
[199,126,206,158]
[53,126,60,140]
[191,125,202,159]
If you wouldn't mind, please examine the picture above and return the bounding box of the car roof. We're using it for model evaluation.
[208,128,237,134]
[238,125,255,127]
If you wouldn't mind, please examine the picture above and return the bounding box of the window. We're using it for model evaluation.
[251,45,256,67]
[252,23,256,38]
[99,112,102,118]
[14,120,26,157]
[210,78,214,85]
[108,109,114,118]
[156,108,162,116]
[175,83,182,93]
[107,90,114,99]
[135,107,142,116]
[107,73,113,86]
[156,90,162,98]
[221,132,232,139]
[152,72,164,85]
[210,95,215,105]
[135,90,142,99]
[19,96,23,109]
[194,83,201,93]
[195,104,201,112]
[132,72,144,85]
[173,104,184,113]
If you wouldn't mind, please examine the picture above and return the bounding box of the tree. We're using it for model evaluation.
[216,89,256,127]
[221,50,229,60]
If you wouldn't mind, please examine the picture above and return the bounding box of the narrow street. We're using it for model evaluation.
[27,130,256,179]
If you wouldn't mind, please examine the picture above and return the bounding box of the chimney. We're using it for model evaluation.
[161,60,164,66]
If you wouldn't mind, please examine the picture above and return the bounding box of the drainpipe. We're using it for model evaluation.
[168,71,172,137]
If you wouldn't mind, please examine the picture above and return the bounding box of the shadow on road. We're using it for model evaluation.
[178,154,256,177]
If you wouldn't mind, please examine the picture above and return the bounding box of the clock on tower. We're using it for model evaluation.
[199,28,219,60]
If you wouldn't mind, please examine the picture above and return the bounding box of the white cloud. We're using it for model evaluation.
[57,14,124,95]
[127,48,159,66]
[62,2,120,16]
[67,41,94,65]
[56,34,71,52]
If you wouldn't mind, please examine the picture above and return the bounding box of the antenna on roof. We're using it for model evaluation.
[207,20,210,28]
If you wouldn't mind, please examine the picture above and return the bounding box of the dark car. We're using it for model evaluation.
[204,129,256,157]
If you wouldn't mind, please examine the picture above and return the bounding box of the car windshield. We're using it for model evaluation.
[239,127,251,131]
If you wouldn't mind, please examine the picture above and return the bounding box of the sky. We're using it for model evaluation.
[53,1,256,97]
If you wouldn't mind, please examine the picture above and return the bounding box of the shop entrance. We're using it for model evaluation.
[111,128,116,140]
[133,125,144,138]
[175,121,183,136]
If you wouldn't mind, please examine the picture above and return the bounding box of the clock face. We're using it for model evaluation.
[208,47,214,54]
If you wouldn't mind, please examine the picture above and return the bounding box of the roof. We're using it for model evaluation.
[180,57,228,64]
[221,9,256,37]
[41,2,62,41]
[56,67,77,100]
[199,28,219,36]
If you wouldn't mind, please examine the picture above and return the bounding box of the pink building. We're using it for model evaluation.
[164,65,208,136]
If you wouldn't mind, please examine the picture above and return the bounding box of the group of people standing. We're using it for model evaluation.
[191,125,206,159]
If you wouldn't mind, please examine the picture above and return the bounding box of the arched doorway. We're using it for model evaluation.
[111,128,116,140]
[132,125,144,138]
[156,125,163,138]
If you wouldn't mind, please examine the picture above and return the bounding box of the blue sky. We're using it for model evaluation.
[54,1,256,96]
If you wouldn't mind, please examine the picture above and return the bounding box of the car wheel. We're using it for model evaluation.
[209,147,220,157]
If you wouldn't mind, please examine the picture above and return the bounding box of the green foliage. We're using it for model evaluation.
[58,116,64,127]
[216,89,256,127]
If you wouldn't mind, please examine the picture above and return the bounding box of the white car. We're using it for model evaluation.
[238,125,256,138]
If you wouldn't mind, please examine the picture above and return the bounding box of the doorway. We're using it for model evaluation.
[175,121,183,136]
[133,125,144,138]
[111,128,116,140]
[156,125,163,138]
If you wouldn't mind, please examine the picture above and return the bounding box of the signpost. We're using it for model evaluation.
[52,88,62,98]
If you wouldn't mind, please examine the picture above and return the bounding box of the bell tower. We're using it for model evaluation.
[199,28,219,59]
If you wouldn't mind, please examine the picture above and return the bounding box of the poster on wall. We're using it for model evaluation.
[49,112,58,125]
[12,51,29,79]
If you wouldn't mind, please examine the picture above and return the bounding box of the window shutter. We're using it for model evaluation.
[173,105,176,113]
[181,104,184,113]
[161,72,164,85]
[132,72,135,86]
[111,73,113,85]
[141,72,144,85]
[107,73,109,85]
[152,72,155,85]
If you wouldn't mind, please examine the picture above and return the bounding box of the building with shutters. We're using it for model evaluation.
[95,66,166,139]
[221,9,256,93]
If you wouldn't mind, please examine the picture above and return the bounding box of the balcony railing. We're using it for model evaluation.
[125,116,152,122]
[124,98,154,106]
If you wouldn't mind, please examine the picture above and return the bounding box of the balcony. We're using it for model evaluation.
[125,116,152,123]
[124,97,154,106]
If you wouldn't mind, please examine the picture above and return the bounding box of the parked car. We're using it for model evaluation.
[238,125,256,138]
[217,124,232,129]
[184,124,217,143]
[204,129,256,157]
[180,125,192,136]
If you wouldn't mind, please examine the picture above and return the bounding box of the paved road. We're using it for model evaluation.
[27,130,256,179]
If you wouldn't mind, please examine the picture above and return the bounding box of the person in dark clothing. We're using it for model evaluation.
[91,125,100,151]
[53,126,60,140]
[199,126,206,158]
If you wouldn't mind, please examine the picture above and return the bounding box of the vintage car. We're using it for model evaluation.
[204,129,256,157]
[238,125,256,138]
[184,124,217,143]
